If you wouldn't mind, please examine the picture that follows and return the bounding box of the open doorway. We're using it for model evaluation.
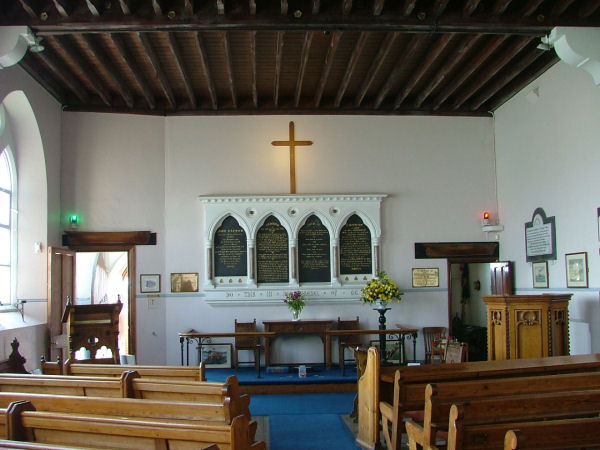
[75,251,129,356]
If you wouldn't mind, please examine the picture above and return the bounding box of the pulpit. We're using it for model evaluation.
[483,294,571,360]
[62,299,122,364]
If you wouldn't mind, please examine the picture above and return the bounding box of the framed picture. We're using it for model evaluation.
[370,340,401,364]
[565,252,588,288]
[140,274,161,293]
[201,344,232,368]
[532,261,548,288]
[171,272,199,293]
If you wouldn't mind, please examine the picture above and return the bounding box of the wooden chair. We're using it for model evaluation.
[444,341,468,363]
[337,316,361,376]
[423,326,446,363]
[234,319,260,371]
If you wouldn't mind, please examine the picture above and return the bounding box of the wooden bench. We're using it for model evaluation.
[41,358,207,381]
[4,399,259,450]
[438,389,600,450]
[503,417,600,450]
[404,371,600,449]
[0,372,251,422]
[356,348,600,449]
[0,393,264,449]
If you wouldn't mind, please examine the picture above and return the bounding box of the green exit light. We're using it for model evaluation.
[69,214,79,224]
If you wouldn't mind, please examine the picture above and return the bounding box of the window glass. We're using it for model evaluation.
[0,191,9,226]
[0,151,10,190]
[0,266,9,303]
[0,227,9,265]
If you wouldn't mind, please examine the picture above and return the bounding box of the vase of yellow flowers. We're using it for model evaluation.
[360,270,403,308]
[284,291,307,321]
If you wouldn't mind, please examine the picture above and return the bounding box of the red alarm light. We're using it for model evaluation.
[483,211,490,220]
[482,211,490,226]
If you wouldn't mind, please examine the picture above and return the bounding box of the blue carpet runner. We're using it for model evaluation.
[250,393,360,449]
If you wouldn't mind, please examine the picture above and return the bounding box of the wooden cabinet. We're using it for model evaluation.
[483,294,571,360]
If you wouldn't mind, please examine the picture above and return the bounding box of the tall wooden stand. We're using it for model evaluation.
[483,294,571,360]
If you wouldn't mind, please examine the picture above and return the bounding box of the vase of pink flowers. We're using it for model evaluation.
[284,291,307,321]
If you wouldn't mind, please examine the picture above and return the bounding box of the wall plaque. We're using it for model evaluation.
[256,216,289,283]
[340,214,372,275]
[525,208,556,262]
[298,215,330,283]
[214,216,247,277]
[412,268,440,288]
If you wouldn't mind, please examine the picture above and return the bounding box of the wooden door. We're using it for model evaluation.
[490,261,514,295]
[47,247,75,361]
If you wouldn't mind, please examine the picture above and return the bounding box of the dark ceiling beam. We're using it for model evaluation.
[135,32,176,108]
[551,0,577,16]
[432,0,451,17]
[354,32,397,107]
[19,53,66,104]
[373,0,385,16]
[167,32,197,109]
[17,0,40,18]
[414,34,482,108]
[470,45,544,110]
[452,36,531,109]
[118,0,131,15]
[50,35,111,106]
[432,34,507,110]
[109,33,155,109]
[221,31,237,109]
[294,31,314,107]
[249,31,257,108]
[52,0,72,17]
[342,0,353,15]
[334,31,368,108]
[487,52,558,112]
[463,0,481,16]
[393,33,453,109]
[34,46,89,103]
[79,34,135,107]
[85,0,104,16]
[402,0,416,16]
[274,30,283,107]
[579,0,600,17]
[193,32,218,110]
[250,0,256,15]
[314,31,341,107]
[521,0,545,17]
[184,0,194,15]
[492,0,513,15]
[374,34,423,109]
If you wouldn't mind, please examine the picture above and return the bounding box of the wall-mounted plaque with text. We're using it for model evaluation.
[298,215,331,283]
[256,215,289,283]
[214,216,248,277]
[340,214,372,275]
[412,268,439,288]
[525,207,556,262]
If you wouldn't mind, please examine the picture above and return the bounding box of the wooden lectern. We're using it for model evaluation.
[483,294,571,360]
[62,299,122,364]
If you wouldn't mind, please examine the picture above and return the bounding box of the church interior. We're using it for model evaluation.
[1,1,600,448]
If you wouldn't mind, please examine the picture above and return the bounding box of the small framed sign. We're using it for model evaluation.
[532,261,548,288]
[566,252,588,288]
[412,268,440,288]
[201,344,232,368]
[140,274,161,293]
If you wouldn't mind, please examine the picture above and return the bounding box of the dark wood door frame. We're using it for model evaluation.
[415,242,500,333]
[61,231,157,357]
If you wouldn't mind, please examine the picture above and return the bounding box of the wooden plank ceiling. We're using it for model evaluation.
[2,0,599,116]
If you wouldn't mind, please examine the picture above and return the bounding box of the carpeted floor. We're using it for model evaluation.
[249,393,360,449]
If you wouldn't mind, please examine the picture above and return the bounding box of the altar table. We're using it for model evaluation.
[262,320,333,367]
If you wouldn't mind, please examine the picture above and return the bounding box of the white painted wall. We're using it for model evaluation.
[61,113,496,364]
[494,61,600,354]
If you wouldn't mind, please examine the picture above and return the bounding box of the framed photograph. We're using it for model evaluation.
[171,272,199,293]
[532,261,548,288]
[201,344,232,368]
[412,268,440,288]
[370,340,401,364]
[565,252,588,288]
[140,274,161,293]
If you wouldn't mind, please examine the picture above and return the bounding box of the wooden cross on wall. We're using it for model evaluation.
[271,121,313,194]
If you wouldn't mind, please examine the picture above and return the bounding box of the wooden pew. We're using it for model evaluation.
[404,371,600,449]
[4,399,259,450]
[41,358,207,381]
[0,372,251,421]
[0,340,27,375]
[356,349,600,449]
[503,417,600,450]
[440,390,600,450]
[0,393,264,449]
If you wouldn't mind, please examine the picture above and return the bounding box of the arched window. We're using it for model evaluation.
[0,106,17,306]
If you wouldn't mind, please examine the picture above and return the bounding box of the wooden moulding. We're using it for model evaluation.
[414,242,499,259]
[62,231,156,247]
